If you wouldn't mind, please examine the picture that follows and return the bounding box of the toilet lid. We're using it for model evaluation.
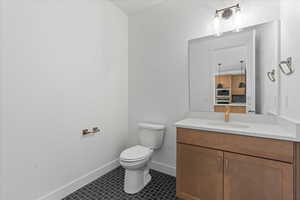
[120,145,153,162]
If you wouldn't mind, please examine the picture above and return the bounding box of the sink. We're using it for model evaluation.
[206,121,250,129]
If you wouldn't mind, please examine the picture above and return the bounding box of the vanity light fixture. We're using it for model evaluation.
[214,4,242,36]
[234,5,242,32]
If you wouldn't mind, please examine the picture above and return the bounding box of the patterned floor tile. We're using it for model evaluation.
[62,166,178,200]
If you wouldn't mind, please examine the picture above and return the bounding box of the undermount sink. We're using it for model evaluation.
[206,121,250,129]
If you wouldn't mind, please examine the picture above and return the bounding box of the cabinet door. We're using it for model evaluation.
[177,143,223,200]
[224,152,293,200]
[231,74,246,95]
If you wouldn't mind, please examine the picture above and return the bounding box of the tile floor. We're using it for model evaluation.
[62,166,178,200]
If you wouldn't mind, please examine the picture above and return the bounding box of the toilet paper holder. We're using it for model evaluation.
[82,127,100,135]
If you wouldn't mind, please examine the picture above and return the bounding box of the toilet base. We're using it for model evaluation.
[124,166,151,194]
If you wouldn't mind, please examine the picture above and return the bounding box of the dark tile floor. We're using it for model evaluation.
[62,167,178,200]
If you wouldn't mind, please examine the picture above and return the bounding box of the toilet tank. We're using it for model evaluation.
[138,122,165,149]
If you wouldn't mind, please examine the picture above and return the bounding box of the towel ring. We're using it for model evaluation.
[267,69,276,82]
[279,57,294,75]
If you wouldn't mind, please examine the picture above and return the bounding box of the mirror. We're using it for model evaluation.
[189,21,280,115]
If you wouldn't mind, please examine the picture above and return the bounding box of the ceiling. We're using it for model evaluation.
[110,0,242,15]
[110,0,167,15]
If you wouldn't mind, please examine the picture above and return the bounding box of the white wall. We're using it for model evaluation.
[280,0,300,121]
[128,0,280,170]
[0,0,128,199]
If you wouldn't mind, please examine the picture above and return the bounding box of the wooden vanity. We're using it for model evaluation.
[176,128,300,200]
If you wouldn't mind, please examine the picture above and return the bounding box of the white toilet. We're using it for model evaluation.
[120,122,165,194]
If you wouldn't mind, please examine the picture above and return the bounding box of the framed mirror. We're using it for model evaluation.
[189,21,280,115]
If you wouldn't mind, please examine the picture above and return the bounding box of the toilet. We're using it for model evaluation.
[120,122,165,194]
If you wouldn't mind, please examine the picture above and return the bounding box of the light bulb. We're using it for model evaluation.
[214,13,222,36]
[234,6,242,32]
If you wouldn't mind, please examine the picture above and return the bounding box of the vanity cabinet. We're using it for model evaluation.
[176,128,298,200]
[224,152,293,200]
[177,144,223,200]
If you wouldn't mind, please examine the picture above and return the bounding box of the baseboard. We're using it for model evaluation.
[150,161,176,177]
[36,159,120,200]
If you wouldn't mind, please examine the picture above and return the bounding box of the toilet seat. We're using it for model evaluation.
[120,145,153,162]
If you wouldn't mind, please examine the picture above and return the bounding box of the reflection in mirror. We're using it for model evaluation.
[189,21,279,115]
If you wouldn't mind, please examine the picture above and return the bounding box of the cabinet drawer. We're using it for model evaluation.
[177,128,294,163]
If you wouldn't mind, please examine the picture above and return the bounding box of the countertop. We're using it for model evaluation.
[175,118,299,142]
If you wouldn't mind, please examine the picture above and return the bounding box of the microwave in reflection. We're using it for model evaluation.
[216,88,230,97]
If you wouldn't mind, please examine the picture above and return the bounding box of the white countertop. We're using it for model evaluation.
[175,118,300,142]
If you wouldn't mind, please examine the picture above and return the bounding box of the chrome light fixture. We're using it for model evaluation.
[214,4,242,36]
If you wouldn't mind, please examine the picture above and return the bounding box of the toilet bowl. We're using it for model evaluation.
[120,145,153,194]
[120,122,165,194]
